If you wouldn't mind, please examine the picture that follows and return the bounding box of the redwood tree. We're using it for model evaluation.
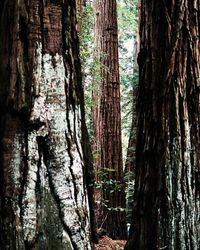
[0,0,93,249]
[93,0,127,239]
[126,0,200,249]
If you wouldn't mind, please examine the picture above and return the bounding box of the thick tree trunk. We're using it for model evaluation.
[0,0,93,249]
[93,0,127,240]
[126,1,200,249]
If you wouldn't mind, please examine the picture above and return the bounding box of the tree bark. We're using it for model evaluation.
[126,0,200,249]
[76,0,83,33]
[124,16,139,227]
[125,85,137,224]
[0,0,93,249]
[93,0,127,240]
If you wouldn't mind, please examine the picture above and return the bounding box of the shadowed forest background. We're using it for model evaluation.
[0,0,199,249]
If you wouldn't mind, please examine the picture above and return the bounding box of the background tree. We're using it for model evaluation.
[76,0,98,243]
[117,0,140,224]
[126,0,200,249]
[76,0,83,32]
[92,0,127,239]
[77,1,94,136]
[118,0,139,162]
[0,0,93,249]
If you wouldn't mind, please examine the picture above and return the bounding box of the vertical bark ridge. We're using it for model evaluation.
[0,0,92,249]
[93,0,127,240]
[126,0,200,249]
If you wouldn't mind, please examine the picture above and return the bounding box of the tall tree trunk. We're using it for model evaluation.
[92,0,101,174]
[0,0,93,249]
[93,0,127,240]
[125,33,139,176]
[75,0,98,243]
[124,17,139,227]
[126,0,200,249]
[124,86,137,225]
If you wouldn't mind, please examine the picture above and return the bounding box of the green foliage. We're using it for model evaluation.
[79,4,94,66]
[78,1,140,146]
[117,0,139,224]
[96,168,122,193]
[77,4,110,137]
[117,0,139,161]
[78,0,139,226]
[78,4,94,135]
[95,168,126,213]
[118,0,139,37]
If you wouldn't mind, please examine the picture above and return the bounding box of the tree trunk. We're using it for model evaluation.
[92,0,101,174]
[126,0,200,249]
[125,85,137,225]
[76,0,83,33]
[93,0,127,240]
[124,18,139,227]
[0,0,93,249]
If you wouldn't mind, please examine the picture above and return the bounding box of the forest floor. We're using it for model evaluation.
[94,235,126,249]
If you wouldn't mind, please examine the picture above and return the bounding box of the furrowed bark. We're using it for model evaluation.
[0,0,92,249]
[93,0,127,240]
[126,0,200,249]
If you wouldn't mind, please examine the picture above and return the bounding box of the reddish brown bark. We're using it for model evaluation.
[0,0,94,249]
[126,0,200,249]
[93,0,127,240]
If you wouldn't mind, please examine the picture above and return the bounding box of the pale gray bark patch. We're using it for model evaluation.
[9,49,91,249]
